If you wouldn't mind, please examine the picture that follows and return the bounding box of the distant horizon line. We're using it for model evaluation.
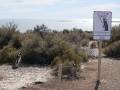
[0,18,119,32]
[0,18,120,22]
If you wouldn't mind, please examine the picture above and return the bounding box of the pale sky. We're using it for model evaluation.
[0,0,120,31]
[0,0,120,19]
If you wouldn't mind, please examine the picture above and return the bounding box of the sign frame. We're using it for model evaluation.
[93,11,112,40]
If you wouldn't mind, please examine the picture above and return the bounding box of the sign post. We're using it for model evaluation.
[98,40,102,83]
[93,11,112,84]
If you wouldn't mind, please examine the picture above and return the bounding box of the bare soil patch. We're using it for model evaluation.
[20,58,120,90]
[0,65,52,90]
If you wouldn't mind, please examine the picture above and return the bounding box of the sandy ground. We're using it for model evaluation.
[0,65,52,90]
[19,58,120,90]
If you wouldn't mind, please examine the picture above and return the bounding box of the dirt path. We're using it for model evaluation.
[100,58,120,90]
[19,58,120,90]
[0,65,52,90]
[80,58,120,90]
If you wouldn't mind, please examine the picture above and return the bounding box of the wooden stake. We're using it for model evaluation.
[58,64,62,82]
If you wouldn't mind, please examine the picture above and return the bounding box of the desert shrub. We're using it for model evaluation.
[62,60,77,78]
[104,40,120,57]
[79,51,88,62]
[0,23,90,66]
[50,37,82,79]
[10,33,22,49]
[21,33,49,65]
[33,24,50,39]
[53,58,80,79]
[49,38,81,67]
[0,46,18,64]
[104,25,120,47]
[52,56,62,65]
[111,25,120,42]
[80,39,89,47]
[0,22,17,49]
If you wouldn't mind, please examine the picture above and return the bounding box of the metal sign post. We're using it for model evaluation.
[97,40,102,83]
[93,11,112,85]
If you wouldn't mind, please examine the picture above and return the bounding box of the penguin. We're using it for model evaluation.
[103,18,108,31]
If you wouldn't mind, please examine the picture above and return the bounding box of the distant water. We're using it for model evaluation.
[0,19,119,32]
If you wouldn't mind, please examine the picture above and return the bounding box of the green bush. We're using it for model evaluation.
[104,40,120,57]
[0,22,17,49]
[50,38,81,67]
[79,51,88,62]
[0,23,90,66]
[0,46,18,64]
[21,33,49,65]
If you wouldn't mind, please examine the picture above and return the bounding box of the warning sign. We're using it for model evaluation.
[93,11,112,40]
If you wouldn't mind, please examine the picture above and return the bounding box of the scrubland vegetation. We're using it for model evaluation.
[104,25,120,57]
[0,22,119,67]
[0,23,91,67]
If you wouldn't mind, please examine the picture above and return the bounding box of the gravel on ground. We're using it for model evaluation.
[0,65,52,90]
[20,58,120,90]
[0,58,120,90]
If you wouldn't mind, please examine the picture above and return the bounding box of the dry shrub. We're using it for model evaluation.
[104,40,120,57]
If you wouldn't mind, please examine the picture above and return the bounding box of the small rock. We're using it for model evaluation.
[34,81,44,85]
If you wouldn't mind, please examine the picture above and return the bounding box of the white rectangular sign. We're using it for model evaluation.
[93,11,112,40]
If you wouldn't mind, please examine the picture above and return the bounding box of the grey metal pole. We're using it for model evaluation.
[97,40,102,83]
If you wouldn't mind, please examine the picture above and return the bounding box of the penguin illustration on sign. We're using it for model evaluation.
[103,18,108,31]
[98,14,109,31]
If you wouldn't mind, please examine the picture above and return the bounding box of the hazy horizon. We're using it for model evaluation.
[0,18,120,32]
